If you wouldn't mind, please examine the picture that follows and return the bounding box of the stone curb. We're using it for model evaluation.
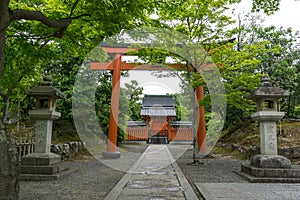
[104,145,149,200]
[165,146,199,200]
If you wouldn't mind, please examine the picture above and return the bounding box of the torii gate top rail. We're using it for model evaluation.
[90,45,191,71]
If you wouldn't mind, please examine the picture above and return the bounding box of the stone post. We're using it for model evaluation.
[20,76,68,180]
[252,112,283,155]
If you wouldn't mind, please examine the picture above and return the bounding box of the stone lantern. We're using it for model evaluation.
[250,76,288,156]
[240,76,300,182]
[20,76,68,180]
[28,76,65,153]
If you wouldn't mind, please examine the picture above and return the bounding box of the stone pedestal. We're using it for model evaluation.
[250,154,291,168]
[20,153,70,181]
[20,111,69,180]
[241,154,300,183]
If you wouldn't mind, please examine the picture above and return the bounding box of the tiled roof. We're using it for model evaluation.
[170,121,192,126]
[127,121,147,126]
[142,95,176,108]
[141,108,176,116]
[141,95,176,117]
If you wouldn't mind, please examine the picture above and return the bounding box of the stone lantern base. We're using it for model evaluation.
[240,154,300,183]
[20,152,70,181]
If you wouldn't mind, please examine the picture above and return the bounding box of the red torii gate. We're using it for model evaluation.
[90,46,206,158]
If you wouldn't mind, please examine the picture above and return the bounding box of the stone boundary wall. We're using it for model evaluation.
[218,143,300,159]
[51,141,85,160]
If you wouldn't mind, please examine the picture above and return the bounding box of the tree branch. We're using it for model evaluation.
[9,8,90,38]
[9,9,72,29]
[70,0,80,17]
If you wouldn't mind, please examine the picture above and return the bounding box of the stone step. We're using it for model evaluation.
[238,171,300,183]
[241,164,300,178]
[20,166,77,181]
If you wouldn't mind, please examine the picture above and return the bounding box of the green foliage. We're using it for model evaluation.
[228,14,300,117]
[8,0,157,58]
[213,43,264,125]
[1,0,158,121]
[94,72,132,144]
[123,80,144,121]
[251,0,280,15]
[95,72,112,135]
[44,56,82,121]
[174,89,194,121]
[118,89,129,144]
[157,0,240,42]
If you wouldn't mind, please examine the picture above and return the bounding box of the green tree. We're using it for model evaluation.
[118,89,129,143]
[95,71,112,136]
[123,80,144,121]
[154,0,240,163]
[45,57,82,121]
[157,0,240,42]
[229,13,300,117]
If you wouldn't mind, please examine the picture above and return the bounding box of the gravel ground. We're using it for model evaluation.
[20,144,248,199]
[20,159,125,200]
[175,148,248,183]
[169,145,248,199]
[20,144,148,200]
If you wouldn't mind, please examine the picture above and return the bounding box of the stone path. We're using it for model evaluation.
[104,144,198,200]
[196,182,300,200]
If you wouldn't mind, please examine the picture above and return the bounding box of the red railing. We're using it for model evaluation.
[168,127,193,141]
[126,126,148,141]
[126,126,193,141]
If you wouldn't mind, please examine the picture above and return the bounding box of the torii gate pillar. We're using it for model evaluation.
[102,54,121,159]
[196,86,207,155]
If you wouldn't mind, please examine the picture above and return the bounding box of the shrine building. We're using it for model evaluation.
[126,94,193,144]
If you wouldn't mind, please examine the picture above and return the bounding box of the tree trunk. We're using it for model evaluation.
[2,94,10,124]
[191,89,199,164]
[0,121,20,200]
[0,1,20,199]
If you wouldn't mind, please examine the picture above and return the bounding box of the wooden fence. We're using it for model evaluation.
[126,126,148,141]
[15,138,35,161]
[168,127,193,141]
[126,125,193,142]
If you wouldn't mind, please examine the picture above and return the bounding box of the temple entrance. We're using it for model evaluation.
[148,116,168,144]
[140,95,176,144]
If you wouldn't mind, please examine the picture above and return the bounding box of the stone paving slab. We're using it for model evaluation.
[105,145,198,200]
[195,183,300,200]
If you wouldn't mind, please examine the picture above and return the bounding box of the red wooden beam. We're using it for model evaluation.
[90,61,191,71]
[102,46,138,55]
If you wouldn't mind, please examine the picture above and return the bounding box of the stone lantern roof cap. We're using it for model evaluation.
[29,76,65,99]
[249,76,289,101]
